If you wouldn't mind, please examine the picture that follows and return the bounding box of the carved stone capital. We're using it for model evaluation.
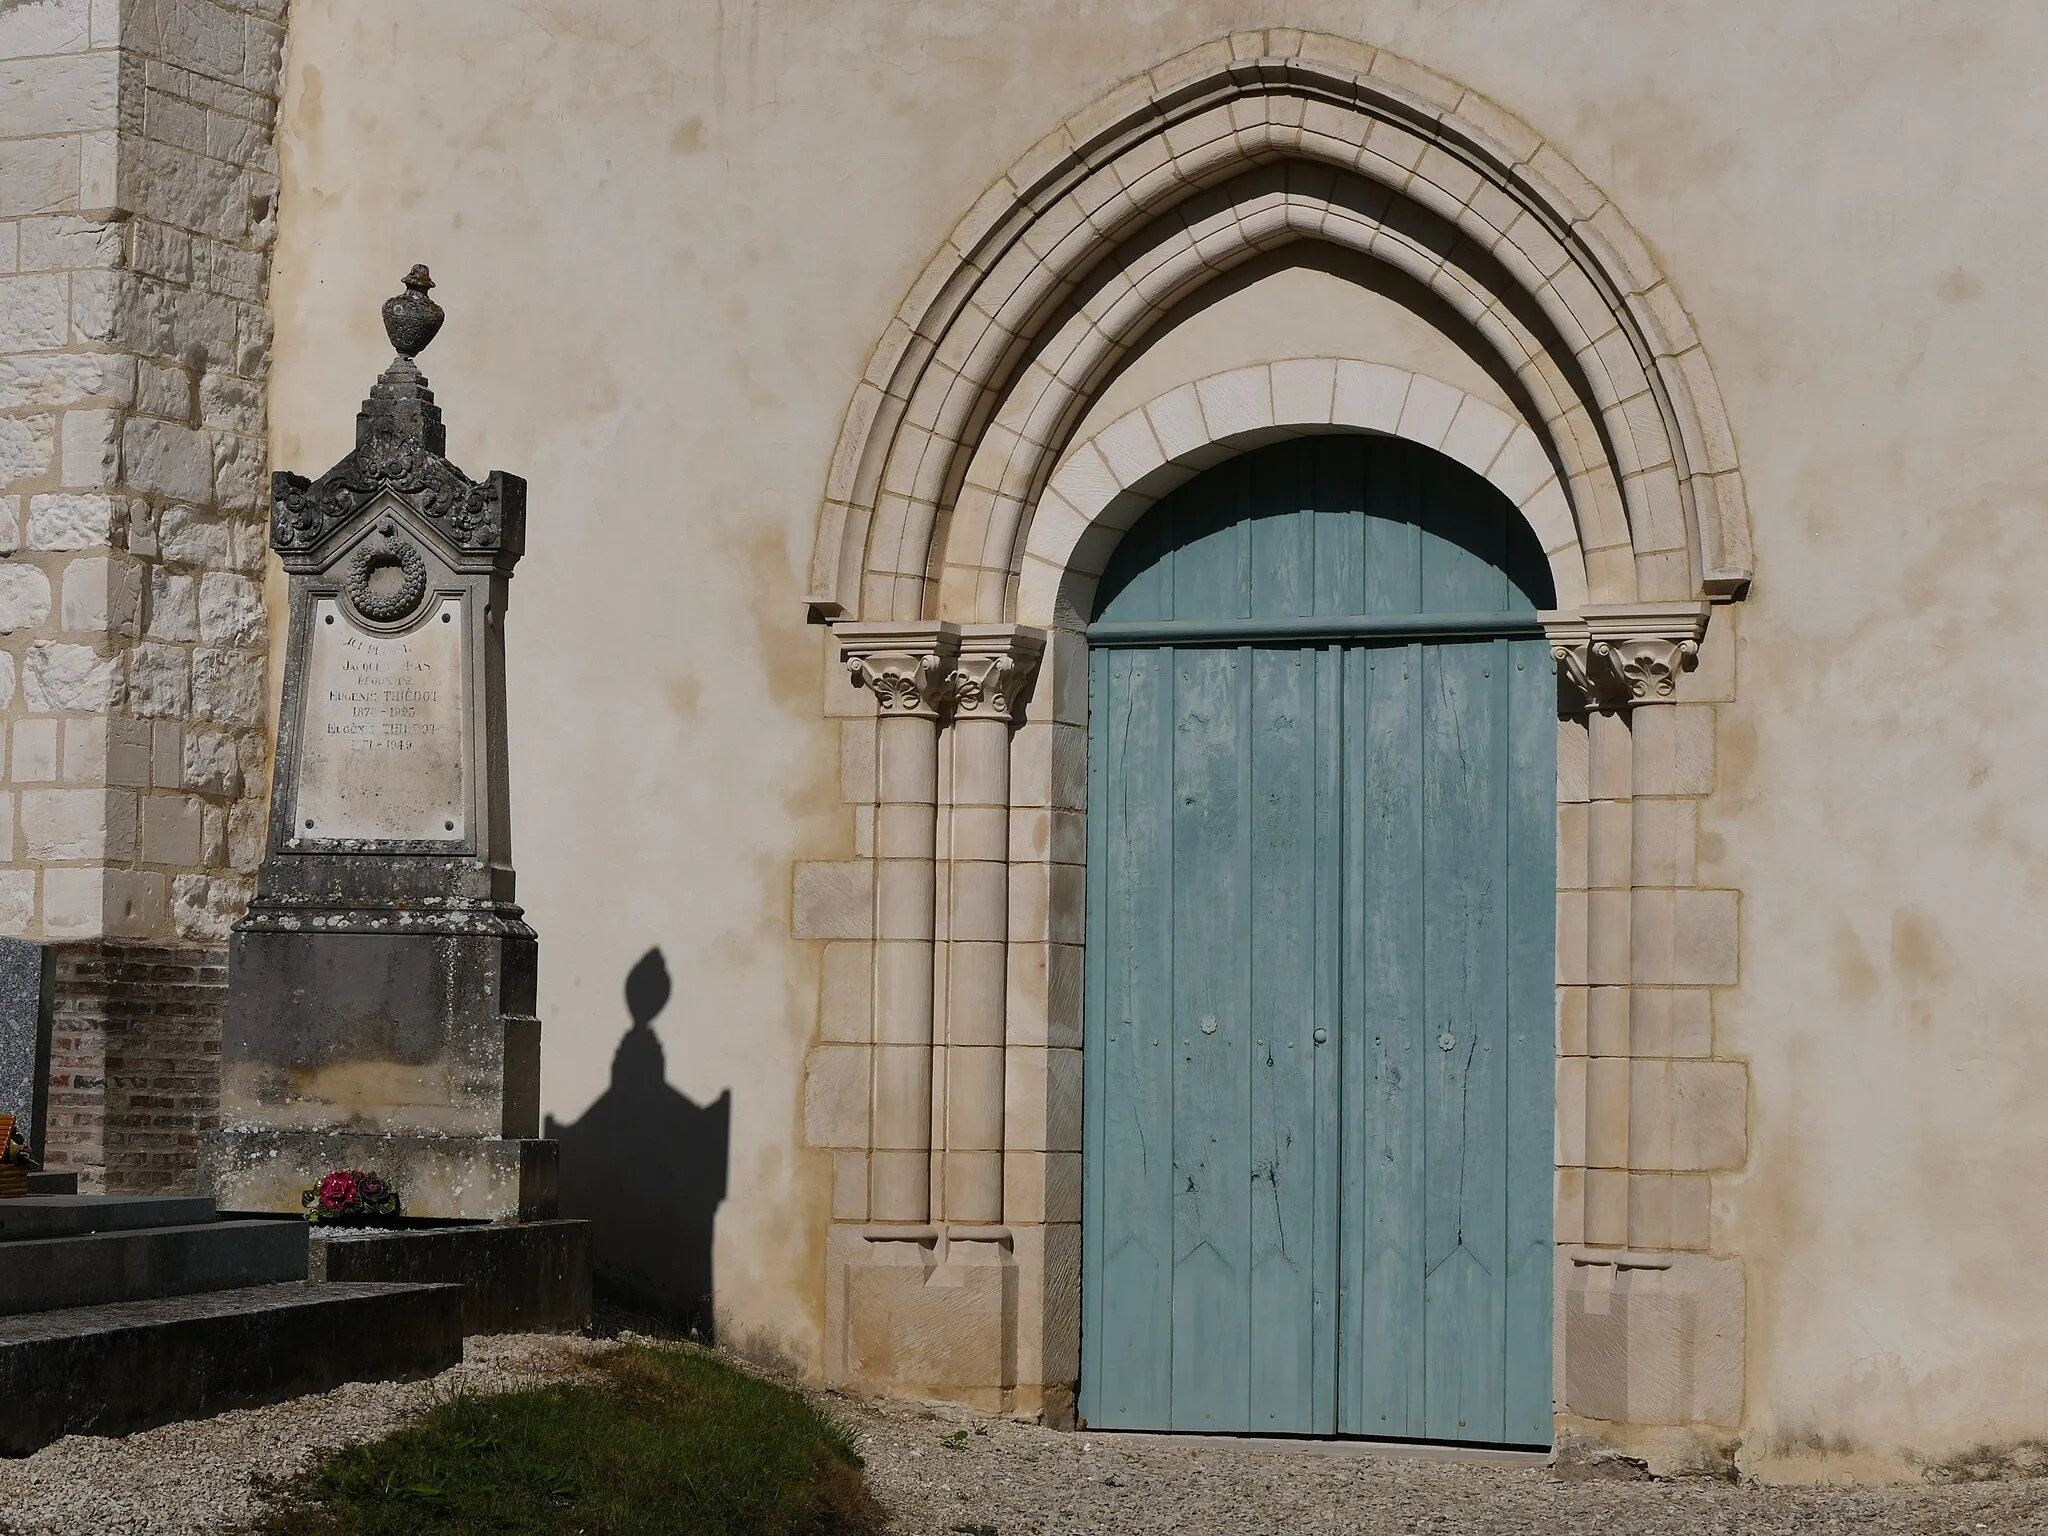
[839,623,962,720]
[848,652,956,717]
[1590,636,1698,705]
[951,626,1046,722]
[1543,603,1710,715]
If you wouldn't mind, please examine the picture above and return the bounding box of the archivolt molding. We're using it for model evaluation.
[807,31,1753,629]
[1019,359,1585,628]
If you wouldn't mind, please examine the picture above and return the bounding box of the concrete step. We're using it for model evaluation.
[0,1195,215,1242]
[0,1280,464,1455]
[0,1218,310,1317]
[309,1219,591,1335]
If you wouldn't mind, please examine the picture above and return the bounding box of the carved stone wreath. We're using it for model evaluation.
[347,540,428,623]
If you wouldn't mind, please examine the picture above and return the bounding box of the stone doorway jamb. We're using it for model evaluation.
[827,621,1043,1414]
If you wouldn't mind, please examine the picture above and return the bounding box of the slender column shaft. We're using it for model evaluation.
[872,708,940,1221]
[843,627,958,1224]
[943,713,1009,1222]
[938,628,1040,1225]
[1551,603,1707,1252]
[1583,708,1634,1248]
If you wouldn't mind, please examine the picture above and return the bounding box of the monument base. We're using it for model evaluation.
[201,1128,557,1222]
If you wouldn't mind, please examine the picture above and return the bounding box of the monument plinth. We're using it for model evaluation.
[201,267,550,1222]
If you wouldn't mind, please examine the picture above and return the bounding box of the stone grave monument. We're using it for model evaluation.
[200,266,552,1224]
[0,940,53,1170]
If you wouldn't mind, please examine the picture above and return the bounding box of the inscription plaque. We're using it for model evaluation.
[294,595,467,842]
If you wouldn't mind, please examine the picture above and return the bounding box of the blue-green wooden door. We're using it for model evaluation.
[1079,435,1556,1446]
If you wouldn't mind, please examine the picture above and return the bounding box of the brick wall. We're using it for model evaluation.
[44,940,227,1193]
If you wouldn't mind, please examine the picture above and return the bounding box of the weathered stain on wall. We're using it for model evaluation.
[265,0,2048,1476]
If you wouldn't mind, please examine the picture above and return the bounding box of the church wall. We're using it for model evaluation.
[260,0,2048,1475]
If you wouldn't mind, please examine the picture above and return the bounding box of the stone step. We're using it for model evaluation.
[0,1194,215,1242]
[309,1218,591,1335]
[0,1280,464,1455]
[0,1218,310,1317]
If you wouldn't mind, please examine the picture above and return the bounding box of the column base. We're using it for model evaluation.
[200,1126,557,1222]
[1557,1248,1744,1449]
[828,1223,1018,1414]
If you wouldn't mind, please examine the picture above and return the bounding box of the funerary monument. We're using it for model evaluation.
[200,268,551,1222]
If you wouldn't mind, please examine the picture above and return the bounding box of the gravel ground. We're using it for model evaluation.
[0,1332,605,1536]
[6,1335,2048,1535]
[846,1395,2048,1536]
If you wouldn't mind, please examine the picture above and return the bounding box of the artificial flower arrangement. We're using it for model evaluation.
[0,1113,37,1198]
[301,1168,402,1226]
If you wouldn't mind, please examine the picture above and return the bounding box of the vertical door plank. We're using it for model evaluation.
[1336,643,1369,1432]
[1250,448,1313,619]
[1167,462,1257,1433]
[1310,644,1344,1434]
[1419,640,1510,1443]
[1171,460,1252,623]
[1311,437,1366,618]
[1362,439,1423,615]
[1503,637,1558,1442]
[1419,445,1509,615]
[1170,647,1251,1429]
[1084,646,1179,1427]
[1248,646,1319,1432]
[1340,640,1427,1436]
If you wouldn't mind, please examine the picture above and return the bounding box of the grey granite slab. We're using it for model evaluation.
[0,1195,216,1242]
[0,1279,464,1453]
[0,940,51,1155]
[0,1219,309,1316]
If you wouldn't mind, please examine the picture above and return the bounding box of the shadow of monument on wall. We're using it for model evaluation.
[545,947,730,1339]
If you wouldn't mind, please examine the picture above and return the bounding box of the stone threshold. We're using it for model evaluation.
[1072,1430,1549,1466]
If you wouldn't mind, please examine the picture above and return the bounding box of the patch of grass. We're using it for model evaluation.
[248,1343,886,1536]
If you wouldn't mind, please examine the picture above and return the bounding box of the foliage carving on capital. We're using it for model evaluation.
[951,654,1020,718]
[1552,639,1598,714]
[950,633,1043,722]
[1591,637,1700,705]
[1546,605,1710,716]
[847,652,957,718]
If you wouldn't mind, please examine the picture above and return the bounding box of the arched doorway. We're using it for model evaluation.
[1079,434,1557,1446]
[814,34,1749,1451]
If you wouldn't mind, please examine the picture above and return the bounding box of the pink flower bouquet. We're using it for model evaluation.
[300,1167,402,1225]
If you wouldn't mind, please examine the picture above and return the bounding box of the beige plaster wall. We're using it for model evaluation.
[1069,259,1521,447]
[269,0,2048,1471]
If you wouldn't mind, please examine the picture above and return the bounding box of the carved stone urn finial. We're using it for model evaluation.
[381,264,445,358]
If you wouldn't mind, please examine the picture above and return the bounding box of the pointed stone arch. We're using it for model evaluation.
[804,35,1754,1455]
[805,31,1753,628]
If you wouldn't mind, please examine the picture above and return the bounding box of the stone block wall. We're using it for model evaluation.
[1550,607,1750,1466]
[1,0,284,1188]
